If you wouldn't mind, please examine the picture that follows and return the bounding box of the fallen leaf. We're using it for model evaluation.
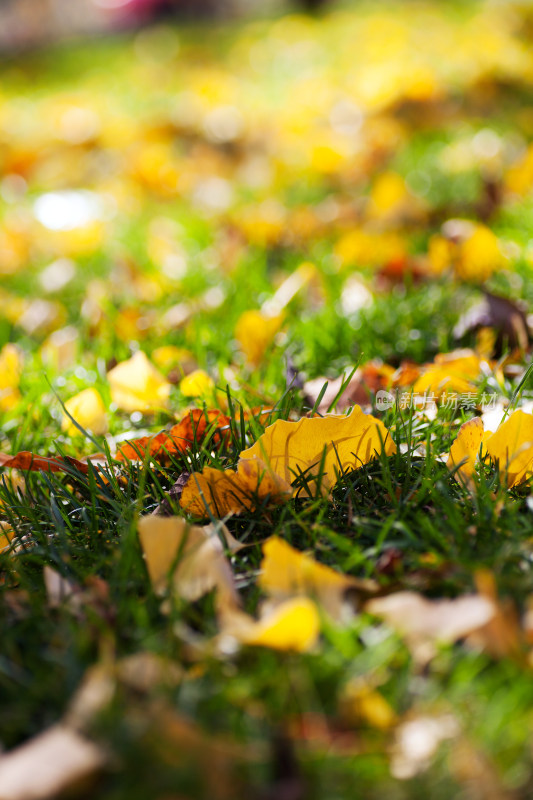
[179,369,215,398]
[0,343,22,411]
[235,309,283,367]
[259,536,376,621]
[116,408,230,463]
[453,291,529,354]
[304,362,395,414]
[340,679,398,730]
[447,416,484,486]
[366,591,495,663]
[484,409,533,488]
[391,713,460,779]
[179,457,292,518]
[239,405,396,492]
[107,350,170,413]
[0,724,106,800]
[62,387,108,436]
[220,597,320,652]
[137,515,240,608]
[0,451,90,475]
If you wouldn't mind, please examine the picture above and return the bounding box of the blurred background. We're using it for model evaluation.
[0,0,331,52]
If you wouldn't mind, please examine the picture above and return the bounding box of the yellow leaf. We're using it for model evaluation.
[341,679,398,730]
[367,171,410,218]
[0,343,22,411]
[259,536,375,620]
[180,457,292,519]
[221,597,320,652]
[137,515,240,607]
[62,388,108,436]
[447,417,484,486]
[235,310,283,367]
[484,410,533,488]
[179,369,215,399]
[457,225,503,282]
[107,350,170,413]
[239,405,396,493]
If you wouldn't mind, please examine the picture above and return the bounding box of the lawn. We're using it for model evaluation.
[2,2,533,797]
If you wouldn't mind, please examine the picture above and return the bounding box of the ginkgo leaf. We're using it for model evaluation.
[447,416,484,486]
[259,536,376,620]
[484,410,533,488]
[239,405,396,492]
[62,388,108,436]
[221,597,320,652]
[179,457,292,518]
[107,350,170,413]
[137,515,240,608]
[117,409,229,463]
[235,310,283,367]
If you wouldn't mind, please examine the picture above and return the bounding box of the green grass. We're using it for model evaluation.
[2,0,533,796]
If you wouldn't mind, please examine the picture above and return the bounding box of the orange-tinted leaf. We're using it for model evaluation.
[239,405,396,492]
[117,409,230,463]
[0,451,90,475]
[180,457,292,519]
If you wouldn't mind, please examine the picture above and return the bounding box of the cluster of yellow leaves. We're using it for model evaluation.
[179,405,396,519]
[138,517,373,653]
[428,223,504,282]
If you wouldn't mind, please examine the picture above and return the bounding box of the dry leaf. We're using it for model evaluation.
[137,515,240,608]
[235,309,283,367]
[117,408,229,463]
[179,369,215,398]
[0,343,22,411]
[484,409,533,488]
[366,591,495,663]
[107,350,170,413]
[304,362,394,414]
[447,416,484,486]
[391,713,460,779]
[179,457,292,518]
[220,597,320,652]
[0,451,90,475]
[453,291,529,354]
[340,678,398,730]
[239,405,396,492]
[259,536,376,621]
[0,724,106,800]
[62,387,108,436]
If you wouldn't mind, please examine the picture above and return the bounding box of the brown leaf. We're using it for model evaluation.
[0,451,90,475]
[453,291,530,354]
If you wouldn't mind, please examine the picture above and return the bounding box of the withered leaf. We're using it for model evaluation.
[179,457,292,519]
[240,405,396,492]
[138,515,240,608]
[117,408,230,463]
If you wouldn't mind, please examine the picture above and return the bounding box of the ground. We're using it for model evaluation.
[2,2,533,798]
